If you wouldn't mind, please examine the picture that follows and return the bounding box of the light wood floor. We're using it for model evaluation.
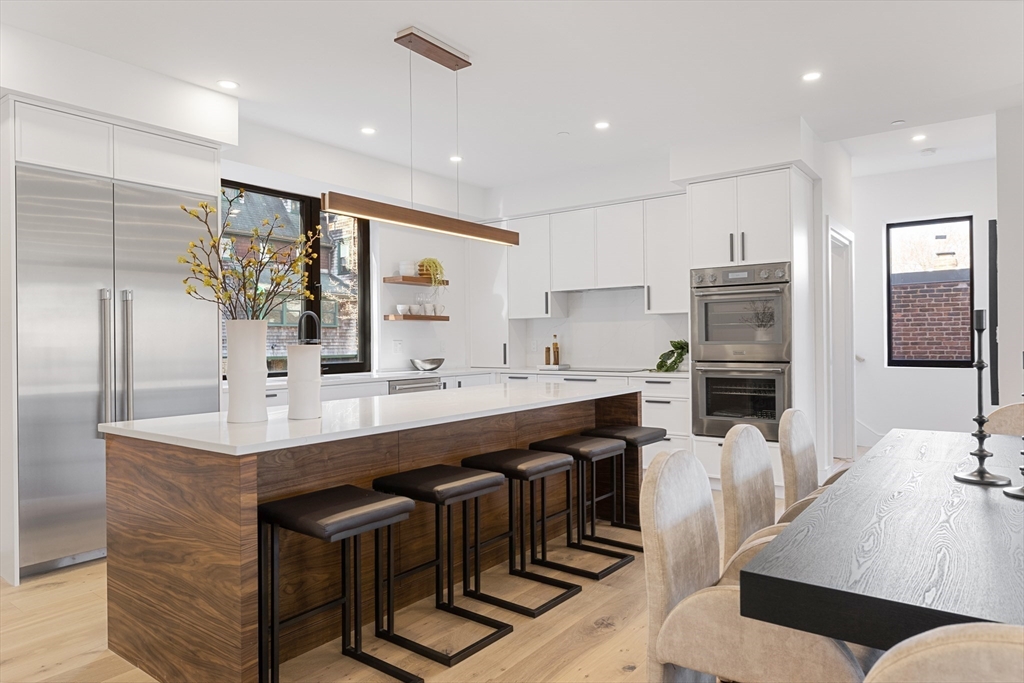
[0,491,782,683]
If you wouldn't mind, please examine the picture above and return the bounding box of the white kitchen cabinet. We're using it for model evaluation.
[113,127,219,197]
[692,435,783,486]
[14,102,113,177]
[500,373,537,383]
[595,201,644,289]
[737,169,792,266]
[640,396,690,435]
[689,176,737,269]
[321,381,388,401]
[628,374,690,397]
[442,373,494,390]
[642,435,690,471]
[643,194,689,314]
[550,208,595,291]
[468,234,509,367]
[508,215,565,319]
[550,375,629,387]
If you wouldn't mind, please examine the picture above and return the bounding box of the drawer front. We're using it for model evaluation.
[321,382,388,401]
[455,373,494,388]
[642,434,690,470]
[500,373,537,383]
[629,375,689,397]
[263,388,289,407]
[692,437,782,485]
[641,397,690,435]
[553,375,629,386]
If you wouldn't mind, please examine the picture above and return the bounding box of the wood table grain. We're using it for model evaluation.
[740,429,1024,650]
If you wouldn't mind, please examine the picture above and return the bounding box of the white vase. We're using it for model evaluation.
[754,327,772,342]
[287,345,322,420]
[226,319,269,424]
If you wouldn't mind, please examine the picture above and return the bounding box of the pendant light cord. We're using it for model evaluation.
[455,69,461,220]
[408,50,414,209]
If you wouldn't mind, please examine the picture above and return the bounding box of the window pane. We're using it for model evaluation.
[219,185,306,374]
[888,219,972,365]
[320,212,362,364]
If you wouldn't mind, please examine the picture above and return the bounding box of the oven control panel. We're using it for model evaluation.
[691,261,790,287]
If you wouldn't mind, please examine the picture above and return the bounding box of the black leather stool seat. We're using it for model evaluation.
[583,425,667,448]
[260,485,415,542]
[461,449,573,481]
[529,435,625,462]
[373,465,505,506]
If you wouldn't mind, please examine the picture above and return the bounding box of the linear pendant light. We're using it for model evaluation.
[321,28,518,247]
[322,191,518,245]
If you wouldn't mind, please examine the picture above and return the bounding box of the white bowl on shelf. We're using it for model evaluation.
[396,304,410,315]
[398,261,418,277]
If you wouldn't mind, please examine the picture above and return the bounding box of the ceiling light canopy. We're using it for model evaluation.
[595,121,610,130]
[217,80,239,89]
[361,127,376,135]
[322,192,519,246]
[912,134,927,141]
[802,72,822,81]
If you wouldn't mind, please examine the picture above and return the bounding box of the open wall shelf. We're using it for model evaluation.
[383,314,450,322]
[383,276,449,287]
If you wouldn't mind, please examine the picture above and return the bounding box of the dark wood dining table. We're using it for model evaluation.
[740,429,1024,651]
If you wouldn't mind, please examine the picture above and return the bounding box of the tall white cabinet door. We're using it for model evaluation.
[508,215,552,319]
[644,194,689,314]
[550,208,595,291]
[468,236,509,367]
[737,170,791,264]
[689,176,737,269]
[595,201,644,289]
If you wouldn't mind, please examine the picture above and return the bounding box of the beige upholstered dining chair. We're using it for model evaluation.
[863,623,1024,683]
[641,449,867,683]
[987,402,1024,436]
[780,408,848,509]
[720,424,782,560]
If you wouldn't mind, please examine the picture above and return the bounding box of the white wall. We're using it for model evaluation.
[996,106,1023,404]
[512,289,688,370]
[0,24,237,145]
[852,159,997,446]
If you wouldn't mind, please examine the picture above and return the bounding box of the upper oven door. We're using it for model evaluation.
[690,281,792,362]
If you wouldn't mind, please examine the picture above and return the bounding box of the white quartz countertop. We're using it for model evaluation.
[100,382,638,457]
[504,367,688,378]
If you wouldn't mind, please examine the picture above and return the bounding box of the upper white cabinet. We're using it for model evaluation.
[113,127,219,197]
[736,170,792,266]
[643,194,689,314]
[595,201,644,289]
[550,208,595,291]
[14,103,113,177]
[468,232,510,367]
[508,215,564,319]
[689,169,794,269]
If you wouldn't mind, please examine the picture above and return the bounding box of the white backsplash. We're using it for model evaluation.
[515,288,689,369]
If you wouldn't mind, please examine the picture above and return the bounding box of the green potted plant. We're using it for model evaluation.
[653,340,689,372]
[418,257,446,295]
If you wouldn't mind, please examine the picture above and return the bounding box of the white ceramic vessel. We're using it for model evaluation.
[287,344,322,420]
[226,319,269,423]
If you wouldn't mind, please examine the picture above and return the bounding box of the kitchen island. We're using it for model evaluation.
[99,382,642,683]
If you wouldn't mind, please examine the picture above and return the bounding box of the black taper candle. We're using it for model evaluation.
[974,309,986,332]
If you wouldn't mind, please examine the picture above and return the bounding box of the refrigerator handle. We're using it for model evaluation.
[101,289,114,424]
[123,290,134,421]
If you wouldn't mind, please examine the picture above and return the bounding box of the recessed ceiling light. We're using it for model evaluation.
[912,134,927,142]
[361,127,376,135]
[594,121,610,130]
[891,119,906,126]
[802,72,822,81]
[217,80,239,90]
[450,155,462,163]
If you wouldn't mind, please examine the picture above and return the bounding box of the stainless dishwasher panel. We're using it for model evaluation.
[16,166,113,573]
[388,377,442,394]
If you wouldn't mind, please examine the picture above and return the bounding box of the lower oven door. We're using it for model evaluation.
[691,362,791,441]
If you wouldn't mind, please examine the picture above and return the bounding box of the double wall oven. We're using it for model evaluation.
[691,262,791,441]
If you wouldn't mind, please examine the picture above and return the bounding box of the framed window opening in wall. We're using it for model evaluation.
[886,216,974,369]
[220,180,371,376]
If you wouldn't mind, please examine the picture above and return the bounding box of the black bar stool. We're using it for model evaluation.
[372,465,513,667]
[258,484,420,683]
[459,449,582,616]
[531,434,644,554]
[582,425,668,538]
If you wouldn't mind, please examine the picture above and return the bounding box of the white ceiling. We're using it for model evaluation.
[842,114,997,177]
[1,1,1021,189]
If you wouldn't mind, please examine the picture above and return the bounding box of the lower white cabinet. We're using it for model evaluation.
[500,373,537,383]
[640,396,690,436]
[551,375,628,387]
[642,434,690,471]
[692,435,782,486]
[442,374,494,390]
[321,381,388,401]
[263,388,289,408]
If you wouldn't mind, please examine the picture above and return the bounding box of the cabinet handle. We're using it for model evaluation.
[100,289,114,424]
[442,381,447,389]
[729,234,735,262]
[457,380,462,388]
[741,231,746,261]
[645,380,672,384]
[645,399,672,405]
[646,285,651,311]
[122,290,134,421]
[564,377,597,382]
[266,393,278,398]
[508,376,530,380]
[544,292,549,315]
[503,343,507,365]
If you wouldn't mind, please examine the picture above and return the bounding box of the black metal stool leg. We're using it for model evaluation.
[270,522,280,683]
[611,449,642,533]
[580,454,644,554]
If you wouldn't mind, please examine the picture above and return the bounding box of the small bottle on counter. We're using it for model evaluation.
[552,335,560,365]
[544,346,551,365]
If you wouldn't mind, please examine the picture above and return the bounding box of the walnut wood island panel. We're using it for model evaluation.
[100,383,642,683]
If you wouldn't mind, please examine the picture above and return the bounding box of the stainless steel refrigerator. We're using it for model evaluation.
[15,165,220,576]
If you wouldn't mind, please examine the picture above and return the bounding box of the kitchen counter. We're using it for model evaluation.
[251,366,495,390]
[102,383,642,683]
[503,367,688,378]
[100,382,635,456]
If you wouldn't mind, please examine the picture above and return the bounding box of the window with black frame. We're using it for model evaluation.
[886,216,974,368]
[220,181,370,376]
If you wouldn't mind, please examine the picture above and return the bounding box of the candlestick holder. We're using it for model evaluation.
[955,310,1010,486]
